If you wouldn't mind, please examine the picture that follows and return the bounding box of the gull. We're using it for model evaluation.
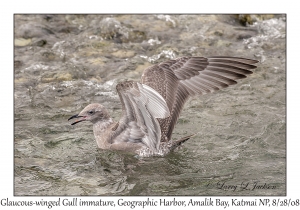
[68,56,258,157]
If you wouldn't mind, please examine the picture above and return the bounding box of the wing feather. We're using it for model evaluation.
[141,56,258,141]
[112,81,170,151]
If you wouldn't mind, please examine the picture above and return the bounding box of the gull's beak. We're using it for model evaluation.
[68,114,86,125]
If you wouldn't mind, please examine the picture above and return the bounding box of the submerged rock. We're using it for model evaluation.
[41,72,73,83]
[237,14,275,26]
[15,38,32,46]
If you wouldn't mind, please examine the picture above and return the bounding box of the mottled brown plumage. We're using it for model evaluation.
[141,56,257,142]
[69,56,258,157]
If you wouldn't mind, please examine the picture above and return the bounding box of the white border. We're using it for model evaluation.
[3,1,295,209]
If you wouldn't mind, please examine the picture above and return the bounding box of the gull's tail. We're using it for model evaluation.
[169,133,197,151]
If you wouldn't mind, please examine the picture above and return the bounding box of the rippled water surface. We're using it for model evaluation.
[14,14,286,195]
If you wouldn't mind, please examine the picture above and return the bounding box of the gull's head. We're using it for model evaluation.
[68,103,110,125]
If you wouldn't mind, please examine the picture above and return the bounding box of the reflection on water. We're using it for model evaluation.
[14,14,286,195]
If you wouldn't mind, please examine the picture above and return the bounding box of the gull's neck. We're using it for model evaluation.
[93,118,114,149]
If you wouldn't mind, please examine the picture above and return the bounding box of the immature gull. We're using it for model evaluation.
[68,56,258,157]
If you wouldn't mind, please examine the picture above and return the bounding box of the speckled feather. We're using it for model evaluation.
[141,56,258,142]
[69,56,258,157]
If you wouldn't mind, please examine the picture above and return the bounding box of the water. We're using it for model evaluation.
[14,14,286,195]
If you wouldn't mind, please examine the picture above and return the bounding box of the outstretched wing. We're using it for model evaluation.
[141,56,258,141]
[110,81,170,151]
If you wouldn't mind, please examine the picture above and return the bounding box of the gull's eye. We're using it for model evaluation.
[88,110,94,115]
